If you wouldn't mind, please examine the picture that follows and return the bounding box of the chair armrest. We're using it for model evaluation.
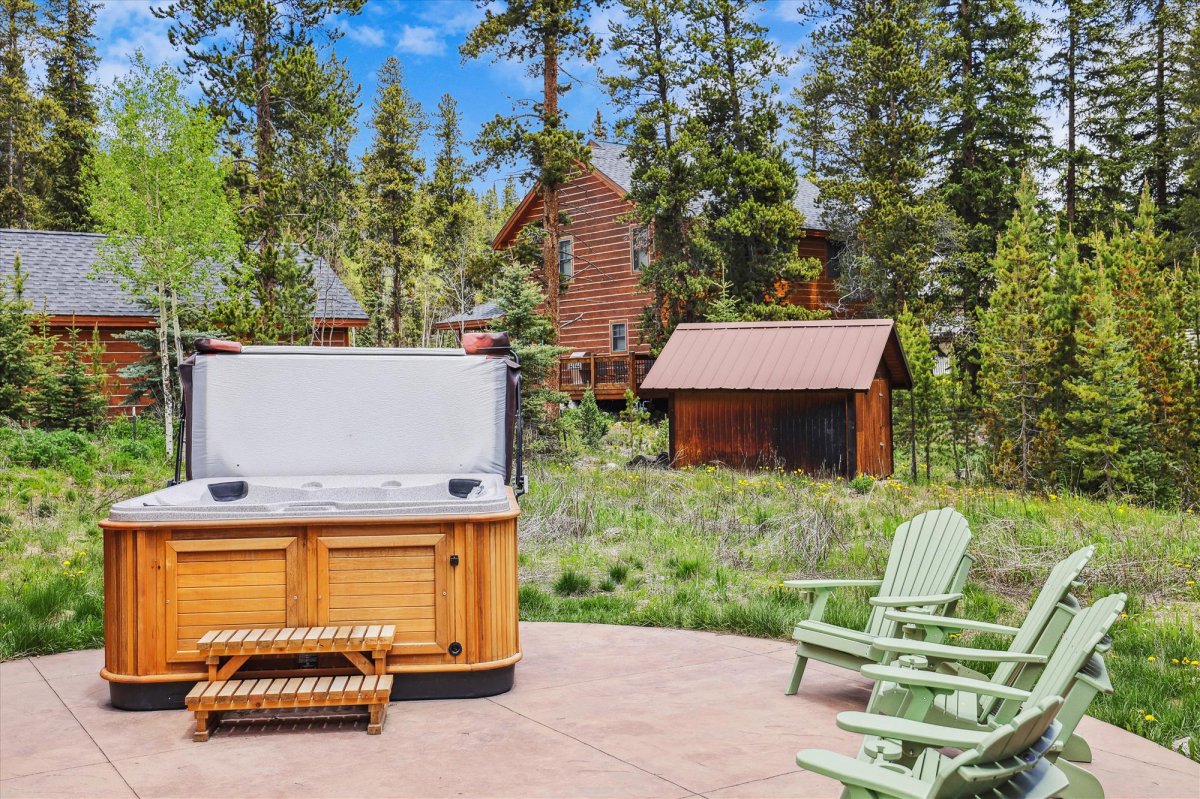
[782,579,884,591]
[837,711,991,749]
[868,592,962,608]
[861,664,1033,702]
[884,610,1021,637]
[868,637,1048,664]
[795,749,927,799]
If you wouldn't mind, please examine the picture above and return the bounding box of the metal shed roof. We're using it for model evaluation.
[640,320,912,393]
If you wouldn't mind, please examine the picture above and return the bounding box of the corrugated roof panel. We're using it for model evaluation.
[640,320,912,392]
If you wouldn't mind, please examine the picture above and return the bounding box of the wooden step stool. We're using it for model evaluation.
[185,625,396,741]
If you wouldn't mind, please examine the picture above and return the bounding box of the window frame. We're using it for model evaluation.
[610,321,628,354]
[630,226,650,273]
[558,236,574,280]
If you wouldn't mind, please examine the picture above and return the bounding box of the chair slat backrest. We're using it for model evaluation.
[1019,593,1126,713]
[931,697,1063,799]
[865,508,974,638]
[982,546,1095,717]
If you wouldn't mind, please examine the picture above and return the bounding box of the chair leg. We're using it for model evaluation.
[786,653,809,695]
[1061,732,1093,763]
[1056,758,1105,799]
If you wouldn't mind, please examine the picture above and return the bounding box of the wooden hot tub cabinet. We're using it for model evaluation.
[101,494,520,710]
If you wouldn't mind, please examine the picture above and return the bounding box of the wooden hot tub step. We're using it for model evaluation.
[196,625,396,655]
[184,674,393,741]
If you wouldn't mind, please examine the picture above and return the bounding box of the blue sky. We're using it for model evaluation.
[89,0,814,193]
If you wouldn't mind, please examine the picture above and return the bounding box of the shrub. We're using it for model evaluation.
[577,389,610,448]
[0,428,98,469]
[553,569,592,596]
[849,473,875,494]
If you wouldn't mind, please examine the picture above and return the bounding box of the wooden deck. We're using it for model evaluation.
[558,353,656,401]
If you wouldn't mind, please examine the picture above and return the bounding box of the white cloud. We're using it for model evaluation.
[342,21,387,48]
[92,1,188,93]
[396,24,446,56]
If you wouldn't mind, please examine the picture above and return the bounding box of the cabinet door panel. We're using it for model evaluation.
[164,536,299,662]
[315,533,451,657]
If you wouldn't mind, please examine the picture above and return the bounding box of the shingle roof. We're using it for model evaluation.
[437,300,503,326]
[588,141,828,231]
[0,228,367,320]
[639,320,912,393]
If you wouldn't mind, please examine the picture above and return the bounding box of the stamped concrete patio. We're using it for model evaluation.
[1,622,1196,799]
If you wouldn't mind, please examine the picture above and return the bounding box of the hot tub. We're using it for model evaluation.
[101,339,522,709]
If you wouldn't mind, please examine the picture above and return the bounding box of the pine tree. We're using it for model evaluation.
[577,388,609,447]
[976,174,1054,487]
[88,54,238,455]
[1170,253,1200,505]
[1062,262,1151,496]
[1172,4,1200,257]
[0,251,34,419]
[796,0,951,317]
[934,0,1045,322]
[155,0,363,342]
[359,58,426,347]
[41,0,99,231]
[1038,222,1084,479]
[894,305,940,481]
[461,0,602,334]
[591,109,608,140]
[0,0,43,228]
[31,325,106,431]
[686,0,816,310]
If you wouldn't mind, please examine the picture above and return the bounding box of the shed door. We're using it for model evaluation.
[164,535,301,663]
[313,531,452,657]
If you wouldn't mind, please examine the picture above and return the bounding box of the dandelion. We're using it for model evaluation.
[1048,493,1058,501]
[1188,580,1196,587]
[1172,658,1180,664]
[1147,655,1156,662]
[62,560,70,566]
[1144,714,1156,722]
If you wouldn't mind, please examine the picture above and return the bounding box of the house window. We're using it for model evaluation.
[611,322,628,353]
[631,226,650,272]
[558,238,574,280]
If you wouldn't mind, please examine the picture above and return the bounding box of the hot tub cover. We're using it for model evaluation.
[181,346,516,481]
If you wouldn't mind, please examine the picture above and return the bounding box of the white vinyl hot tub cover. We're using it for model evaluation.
[182,346,513,480]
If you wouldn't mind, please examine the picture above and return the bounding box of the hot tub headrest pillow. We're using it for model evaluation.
[182,346,513,481]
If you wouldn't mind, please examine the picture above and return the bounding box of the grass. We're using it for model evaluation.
[1,422,1196,757]
[517,458,1199,757]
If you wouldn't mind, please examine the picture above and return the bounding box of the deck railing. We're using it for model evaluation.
[558,353,656,399]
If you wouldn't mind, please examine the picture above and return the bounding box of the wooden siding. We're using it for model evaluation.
[854,375,894,477]
[43,318,354,417]
[670,390,852,475]
[495,170,653,355]
[782,237,841,312]
[101,503,521,684]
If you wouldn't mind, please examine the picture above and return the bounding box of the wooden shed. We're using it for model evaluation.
[639,320,912,477]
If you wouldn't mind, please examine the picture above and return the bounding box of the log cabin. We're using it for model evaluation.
[639,320,912,477]
[437,142,846,401]
[0,228,368,415]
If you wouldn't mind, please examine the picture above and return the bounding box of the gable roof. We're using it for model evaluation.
[640,319,912,392]
[435,300,503,327]
[0,229,367,321]
[589,141,828,231]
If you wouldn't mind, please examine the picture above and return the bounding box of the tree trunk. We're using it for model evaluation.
[541,28,561,336]
[910,393,917,481]
[157,287,174,458]
[1065,4,1077,224]
[1152,0,1167,208]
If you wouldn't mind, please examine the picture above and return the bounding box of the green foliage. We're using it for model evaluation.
[0,253,34,420]
[618,389,652,452]
[359,57,427,346]
[894,305,940,481]
[29,326,106,432]
[577,389,610,448]
[977,174,1054,487]
[607,563,630,584]
[849,473,874,494]
[0,427,96,469]
[0,0,44,228]
[553,569,593,596]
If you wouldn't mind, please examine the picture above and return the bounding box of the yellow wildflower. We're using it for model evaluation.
[62,560,70,566]
[1172,658,1180,664]
[1144,714,1156,722]
[1147,656,1156,662]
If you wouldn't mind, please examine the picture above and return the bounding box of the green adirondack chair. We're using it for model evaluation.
[784,507,974,695]
[867,546,1095,721]
[847,593,1126,799]
[796,696,1069,799]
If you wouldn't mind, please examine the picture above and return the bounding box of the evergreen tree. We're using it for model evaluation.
[604,0,705,349]
[359,58,426,347]
[31,325,107,431]
[894,305,940,481]
[577,388,608,447]
[934,0,1045,322]
[686,0,816,310]
[1038,223,1084,478]
[1062,262,1151,496]
[41,0,99,231]
[0,0,43,228]
[461,0,602,334]
[0,252,34,419]
[976,174,1054,487]
[1172,5,1200,257]
[88,54,238,455]
[796,0,951,317]
[1171,253,1200,505]
[591,109,608,140]
[154,0,363,342]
